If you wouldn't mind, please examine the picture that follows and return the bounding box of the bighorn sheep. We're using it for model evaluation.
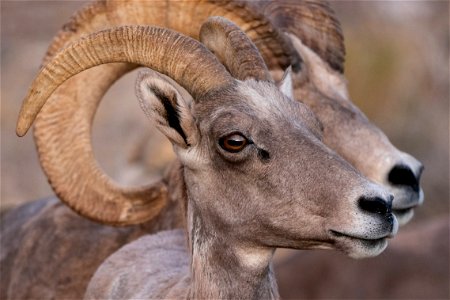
[12,16,399,299]
[42,18,402,298]
[27,0,423,227]
[1,1,423,298]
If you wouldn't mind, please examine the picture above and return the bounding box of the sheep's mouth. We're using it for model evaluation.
[330,230,387,248]
[330,230,389,258]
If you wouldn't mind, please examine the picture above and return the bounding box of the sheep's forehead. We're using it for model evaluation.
[233,80,323,140]
[236,80,300,120]
[197,80,321,139]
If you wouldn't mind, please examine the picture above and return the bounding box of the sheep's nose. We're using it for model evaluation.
[359,195,393,215]
[388,164,423,193]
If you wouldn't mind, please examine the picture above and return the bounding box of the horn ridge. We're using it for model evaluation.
[200,16,272,82]
[17,25,233,137]
[210,0,302,72]
[33,63,167,226]
[18,25,233,225]
[28,1,309,226]
[257,0,346,73]
[42,0,109,65]
[45,1,303,73]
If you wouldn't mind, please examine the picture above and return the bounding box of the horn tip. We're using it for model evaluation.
[16,120,30,137]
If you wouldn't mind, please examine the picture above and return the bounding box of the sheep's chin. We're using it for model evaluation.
[332,234,389,259]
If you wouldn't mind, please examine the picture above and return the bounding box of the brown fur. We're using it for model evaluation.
[18,25,235,224]
[2,4,422,293]
[30,0,423,228]
[85,230,190,299]
[82,37,395,296]
[1,197,145,300]
[287,35,424,223]
[6,16,396,299]
[0,162,186,300]
[30,0,336,228]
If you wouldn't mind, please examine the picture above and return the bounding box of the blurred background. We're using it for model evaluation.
[1,1,449,299]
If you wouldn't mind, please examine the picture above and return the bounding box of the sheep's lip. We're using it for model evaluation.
[329,230,387,243]
[329,230,389,258]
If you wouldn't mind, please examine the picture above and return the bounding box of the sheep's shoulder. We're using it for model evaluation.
[85,229,189,299]
[1,197,146,300]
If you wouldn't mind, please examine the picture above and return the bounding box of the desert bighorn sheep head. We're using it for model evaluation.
[255,1,424,224]
[29,0,423,226]
[17,18,396,261]
[85,18,400,300]
[286,34,424,225]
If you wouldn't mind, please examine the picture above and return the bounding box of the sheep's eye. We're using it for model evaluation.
[219,133,248,153]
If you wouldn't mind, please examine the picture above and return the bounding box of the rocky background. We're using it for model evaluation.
[1,1,448,299]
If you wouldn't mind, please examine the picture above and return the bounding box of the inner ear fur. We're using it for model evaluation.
[288,34,349,102]
[278,66,294,99]
[136,69,198,148]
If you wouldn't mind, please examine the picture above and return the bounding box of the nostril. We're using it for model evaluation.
[359,196,391,215]
[388,165,420,192]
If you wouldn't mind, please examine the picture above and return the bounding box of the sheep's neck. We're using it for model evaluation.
[186,201,278,300]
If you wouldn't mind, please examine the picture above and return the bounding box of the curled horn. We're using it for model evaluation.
[26,1,301,228]
[256,0,346,73]
[16,25,233,225]
[42,1,301,71]
[28,1,309,227]
[200,16,273,82]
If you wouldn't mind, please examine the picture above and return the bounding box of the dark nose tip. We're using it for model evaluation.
[359,196,392,215]
[388,164,421,193]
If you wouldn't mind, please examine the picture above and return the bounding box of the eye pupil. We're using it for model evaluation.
[227,136,245,146]
[220,133,248,152]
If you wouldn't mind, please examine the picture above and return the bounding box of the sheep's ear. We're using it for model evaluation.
[278,66,294,99]
[136,69,199,149]
[288,34,349,101]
